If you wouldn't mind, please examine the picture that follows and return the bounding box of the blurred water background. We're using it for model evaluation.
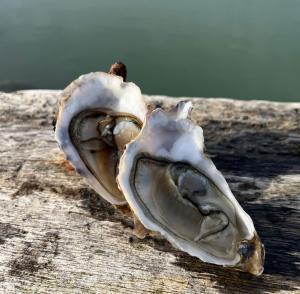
[0,0,299,101]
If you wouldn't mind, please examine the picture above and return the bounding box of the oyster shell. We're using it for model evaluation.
[55,71,147,205]
[117,101,265,275]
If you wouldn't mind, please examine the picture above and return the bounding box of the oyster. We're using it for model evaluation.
[55,70,147,205]
[117,101,265,275]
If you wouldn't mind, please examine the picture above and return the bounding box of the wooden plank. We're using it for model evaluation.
[0,90,299,293]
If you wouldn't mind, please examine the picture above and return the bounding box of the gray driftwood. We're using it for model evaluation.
[0,90,299,293]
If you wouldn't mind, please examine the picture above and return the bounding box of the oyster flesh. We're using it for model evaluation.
[117,101,265,275]
[55,71,147,205]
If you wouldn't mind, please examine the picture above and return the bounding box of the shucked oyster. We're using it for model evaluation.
[55,67,147,205]
[117,101,265,275]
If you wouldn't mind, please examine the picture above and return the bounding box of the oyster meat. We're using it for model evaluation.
[55,71,147,204]
[117,101,265,275]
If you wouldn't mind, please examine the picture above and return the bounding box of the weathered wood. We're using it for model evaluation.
[0,90,299,293]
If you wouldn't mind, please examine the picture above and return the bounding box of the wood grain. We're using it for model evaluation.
[0,90,299,293]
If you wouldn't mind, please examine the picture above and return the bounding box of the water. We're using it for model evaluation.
[1,0,300,101]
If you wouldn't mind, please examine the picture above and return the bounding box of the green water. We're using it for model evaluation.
[1,0,300,101]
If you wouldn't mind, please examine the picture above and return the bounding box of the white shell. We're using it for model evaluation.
[117,101,264,274]
[55,72,147,205]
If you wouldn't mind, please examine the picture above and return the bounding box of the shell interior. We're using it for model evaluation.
[118,102,265,274]
[55,72,147,204]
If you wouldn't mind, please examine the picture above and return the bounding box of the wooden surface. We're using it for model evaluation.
[0,90,299,293]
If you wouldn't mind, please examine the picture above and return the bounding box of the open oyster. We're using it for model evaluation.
[117,101,265,275]
[55,70,147,205]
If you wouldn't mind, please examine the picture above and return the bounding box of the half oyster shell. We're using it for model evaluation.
[117,101,265,275]
[55,71,147,205]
